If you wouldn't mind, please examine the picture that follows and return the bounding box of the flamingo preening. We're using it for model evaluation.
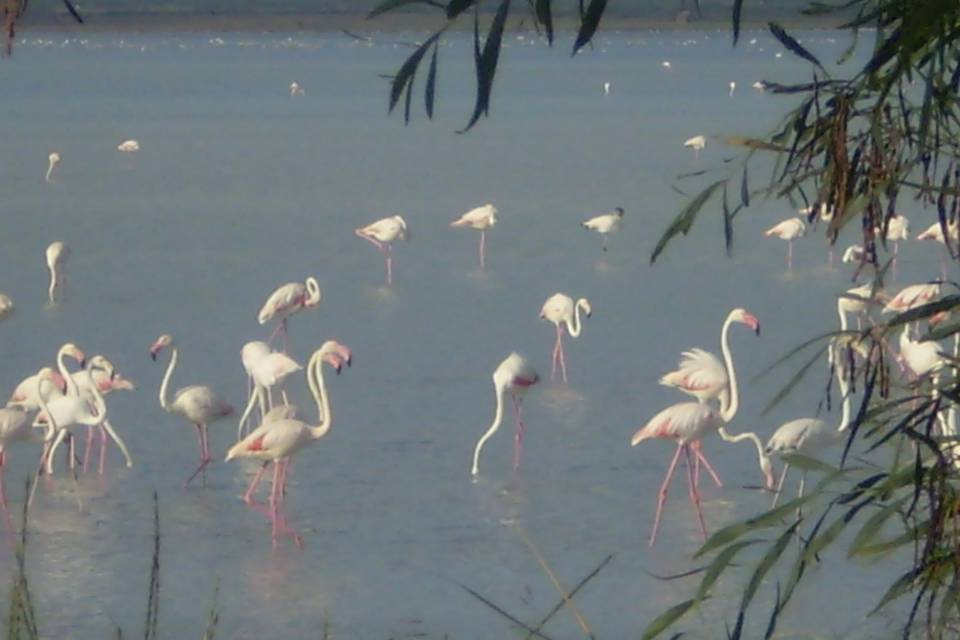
[471,353,539,476]
[226,341,352,548]
[150,334,234,488]
[539,293,592,383]
[257,276,321,352]
[581,208,624,252]
[451,204,497,269]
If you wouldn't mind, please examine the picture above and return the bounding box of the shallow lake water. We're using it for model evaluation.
[0,26,938,638]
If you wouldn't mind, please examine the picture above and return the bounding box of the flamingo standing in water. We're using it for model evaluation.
[46,241,70,304]
[354,215,409,286]
[539,293,592,383]
[581,207,624,252]
[657,308,769,485]
[683,135,706,160]
[257,276,321,352]
[237,343,302,439]
[150,334,234,488]
[46,152,61,183]
[883,282,941,315]
[471,353,539,476]
[764,217,806,270]
[767,342,853,506]
[917,221,959,279]
[451,204,497,269]
[117,139,140,153]
[226,341,352,548]
[0,294,13,323]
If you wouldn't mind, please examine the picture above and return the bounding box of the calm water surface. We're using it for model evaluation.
[0,27,930,638]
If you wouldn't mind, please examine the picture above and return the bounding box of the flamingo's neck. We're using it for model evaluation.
[58,350,79,398]
[307,350,333,439]
[837,299,848,332]
[159,347,178,412]
[36,375,58,442]
[567,300,586,338]
[471,384,505,475]
[836,343,853,432]
[719,315,739,422]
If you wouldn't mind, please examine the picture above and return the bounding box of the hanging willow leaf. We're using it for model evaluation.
[870,567,921,615]
[696,495,820,558]
[650,179,727,264]
[389,31,444,118]
[459,0,511,133]
[768,22,826,73]
[848,496,908,557]
[722,136,787,152]
[731,0,744,46]
[779,453,838,474]
[695,540,760,604]
[425,42,439,119]
[760,345,828,416]
[740,165,750,207]
[368,0,444,19]
[572,0,607,56]
[61,0,84,23]
[641,599,696,640]
[740,521,801,613]
[535,0,553,45]
[446,0,475,19]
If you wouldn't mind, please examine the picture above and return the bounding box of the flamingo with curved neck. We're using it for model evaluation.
[151,334,234,488]
[226,341,352,548]
[471,353,539,476]
[39,367,113,475]
[539,293,592,383]
[257,277,322,352]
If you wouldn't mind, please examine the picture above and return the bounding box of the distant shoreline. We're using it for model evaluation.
[18,11,843,34]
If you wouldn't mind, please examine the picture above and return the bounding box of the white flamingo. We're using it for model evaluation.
[764,217,807,269]
[354,215,409,286]
[117,139,140,152]
[46,152,61,183]
[581,208,624,252]
[46,241,70,304]
[451,204,497,269]
[257,276,322,351]
[0,294,13,323]
[683,135,706,160]
[236,343,302,440]
[150,334,234,488]
[471,353,540,476]
[539,293,592,383]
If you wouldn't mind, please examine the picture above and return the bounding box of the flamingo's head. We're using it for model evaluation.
[614,207,625,218]
[731,308,761,336]
[760,455,777,492]
[61,342,86,368]
[149,334,173,361]
[579,299,593,319]
[320,341,352,374]
[88,354,117,379]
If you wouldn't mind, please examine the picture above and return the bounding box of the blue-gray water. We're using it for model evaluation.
[0,28,927,638]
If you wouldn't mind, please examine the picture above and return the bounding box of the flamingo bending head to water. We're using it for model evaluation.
[581,208,624,252]
[451,204,497,269]
[150,334,234,488]
[539,293,592,383]
[355,215,409,286]
[257,276,321,352]
[471,353,539,476]
[45,241,70,304]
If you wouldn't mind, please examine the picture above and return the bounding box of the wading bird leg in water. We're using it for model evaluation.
[691,441,723,487]
[269,460,303,549]
[771,463,792,507]
[512,397,525,471]
[650,445,684,547]
[355,231,393,286]
[683,445,709,541]
[184,423,212,488]
[550,325,562,382]
[479,231,486,269]
[788,240,794,271]
[244,462,269,504]
[557,330,568,384]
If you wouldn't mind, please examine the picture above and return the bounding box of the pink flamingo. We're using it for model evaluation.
[354,215,409,286]
[257,277,321,352]
[451,204,497,269]
[226,341,352,548]
[77,358,136,474]
[764,217,806,270]
[883,282,941,315]
[150,334,234,488]
[539,293,592,383]
[917,221,958,279]
[471,353,539,476]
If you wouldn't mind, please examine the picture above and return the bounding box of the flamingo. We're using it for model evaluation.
[729,81,736,97]
[0,294,13,323]
[46,241,70,304]
[883,282,941,315]
[539,293,592,384]
[117,139,140,152]
[602,81,611,95]
[683,135,706,160]
[764,217,806,270]
[662,60,672,69]
[471,353,540,476]
[752,80,766,91]
[898,325,944,378]
[354,215,409,286]
[46,152,61,183]
[917,221,958,278]
[767,342,853,506]
[451,204,497,269]
[226,341,352,548]
[150,334,234,488]
[878,214,910,252]
[237,343,302,439]
[257,276,321,352]
[657,308,766,489]
[581,208,624,252]
[839,283,887,330]
[289,81,304,96]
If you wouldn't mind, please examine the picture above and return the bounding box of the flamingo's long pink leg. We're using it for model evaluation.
[550,326,561,381]
[243,462,269,504]
[691,443,723,488]
[557,331,568,384]
[98,425,107,475]
[602,235,608,252]
[512,397,524,471]
[281,318,289,354]
[479,231,486,269]
[650,444,685,547]
[771,463,791,508]
[0,457,13,536]
[385,244,393,286]
[683,446,709,541]
[269,461,282,548]
[787,240,794,271]
[68,434,76,471]
[184,423,212,488]
[82,426,95,473]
